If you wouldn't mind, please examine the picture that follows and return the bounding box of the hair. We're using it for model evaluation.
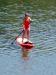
[25,13,30,17]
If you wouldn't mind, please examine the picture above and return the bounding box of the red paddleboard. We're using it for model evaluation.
[16,37,34,49]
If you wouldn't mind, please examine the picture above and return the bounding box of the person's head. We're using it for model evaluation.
[25,13,30,17]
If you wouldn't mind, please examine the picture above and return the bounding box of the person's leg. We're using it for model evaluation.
[22,30,28,42]
[27,29,30,40]
[22,30,25,42]
[22,29,30,42]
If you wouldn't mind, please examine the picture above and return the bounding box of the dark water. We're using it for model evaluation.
[0,0,56,75]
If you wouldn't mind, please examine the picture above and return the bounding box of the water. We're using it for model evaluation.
[0,0,56,75]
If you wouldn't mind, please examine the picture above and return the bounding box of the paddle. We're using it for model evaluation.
[11,30,24,44]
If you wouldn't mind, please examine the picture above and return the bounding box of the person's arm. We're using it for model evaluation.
[27,17,36,22]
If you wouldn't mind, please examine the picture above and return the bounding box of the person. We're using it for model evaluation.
[22,13,31,42]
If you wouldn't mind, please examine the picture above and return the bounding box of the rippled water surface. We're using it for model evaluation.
[0,0,56,75]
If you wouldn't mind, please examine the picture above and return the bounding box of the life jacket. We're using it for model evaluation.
[23,16,31,30]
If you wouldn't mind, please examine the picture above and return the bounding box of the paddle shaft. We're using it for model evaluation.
[11,30,24,44]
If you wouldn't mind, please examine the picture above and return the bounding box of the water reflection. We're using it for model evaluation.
[21,48,29,60]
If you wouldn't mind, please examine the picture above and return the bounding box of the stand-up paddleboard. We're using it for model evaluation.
[16,37,34,49]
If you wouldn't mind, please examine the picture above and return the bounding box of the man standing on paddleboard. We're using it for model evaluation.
[22,13,31,42]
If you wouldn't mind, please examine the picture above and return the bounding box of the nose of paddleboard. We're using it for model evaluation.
[16,37,28,44]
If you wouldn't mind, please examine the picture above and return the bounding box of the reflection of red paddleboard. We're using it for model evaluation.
[16,37,34,49]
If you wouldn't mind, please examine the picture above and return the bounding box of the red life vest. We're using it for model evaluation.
[23,16,31,30]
